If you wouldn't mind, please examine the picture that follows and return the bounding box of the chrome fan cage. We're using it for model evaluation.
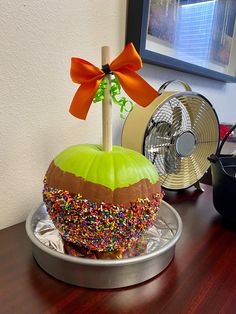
[122,80,220,190]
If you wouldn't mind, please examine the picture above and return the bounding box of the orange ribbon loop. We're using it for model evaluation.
[69,43,159,120]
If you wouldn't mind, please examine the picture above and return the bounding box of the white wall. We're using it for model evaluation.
[0,0,235,229]
[0,0,126,229]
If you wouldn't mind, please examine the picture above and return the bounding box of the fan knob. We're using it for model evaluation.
[175,131,196,157]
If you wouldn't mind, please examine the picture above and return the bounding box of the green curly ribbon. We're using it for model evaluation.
[93,76,134,118]
[93,79,108,102]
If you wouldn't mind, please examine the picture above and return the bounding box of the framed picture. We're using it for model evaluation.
[126,0,236,82]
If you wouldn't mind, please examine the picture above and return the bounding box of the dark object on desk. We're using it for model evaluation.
[209,123,236,223]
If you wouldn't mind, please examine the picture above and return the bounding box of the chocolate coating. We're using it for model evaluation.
[46,161,161,206]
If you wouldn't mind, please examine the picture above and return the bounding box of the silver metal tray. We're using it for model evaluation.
[25,200,182,289]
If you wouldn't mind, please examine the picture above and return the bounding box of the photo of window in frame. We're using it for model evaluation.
[126,0,236,82]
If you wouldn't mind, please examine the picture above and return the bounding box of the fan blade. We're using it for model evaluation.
[144,121,173,176]
[163,105,183,173]
[170,105,182,135]
[164,144,181,174]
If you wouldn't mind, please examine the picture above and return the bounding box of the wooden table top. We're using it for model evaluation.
[1,182,236,314]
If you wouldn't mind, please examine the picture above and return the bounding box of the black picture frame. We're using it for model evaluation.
[126,0,236,83]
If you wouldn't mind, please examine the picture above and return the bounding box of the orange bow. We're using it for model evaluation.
[69,43,159,119]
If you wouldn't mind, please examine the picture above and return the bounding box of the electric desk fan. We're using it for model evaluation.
[122,80,220,190]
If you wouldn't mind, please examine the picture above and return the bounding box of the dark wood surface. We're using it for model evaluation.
[1,182,236,314]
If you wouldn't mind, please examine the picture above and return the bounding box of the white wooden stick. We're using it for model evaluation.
[101,46,112,151]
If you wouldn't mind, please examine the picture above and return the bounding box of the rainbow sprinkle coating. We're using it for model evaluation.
[43,183,162,252]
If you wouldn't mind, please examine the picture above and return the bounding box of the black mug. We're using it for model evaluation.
[208,124,236,223]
